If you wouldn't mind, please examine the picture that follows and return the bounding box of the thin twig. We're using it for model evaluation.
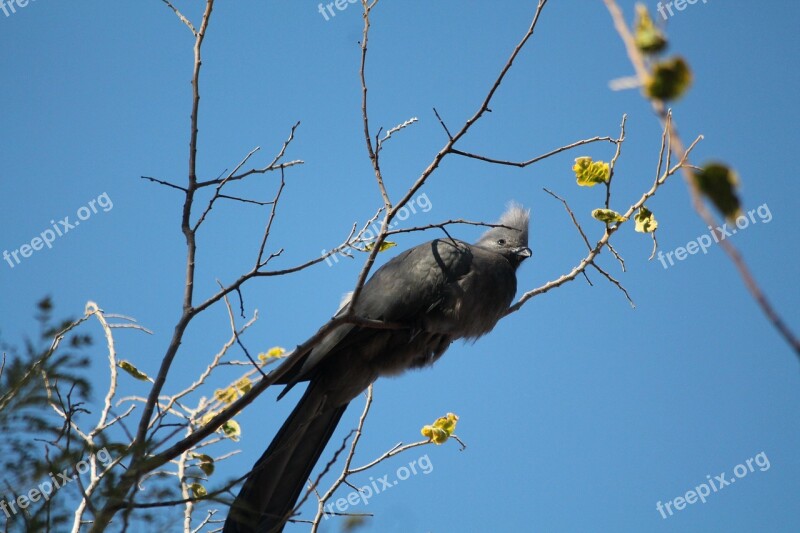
[507,128,702,315]
[346,0,550,319]
[385,219,510,237]
[603,0,800,357]
[591,263,635,308]
[141,176,188,192]
[160,0,197,35]
[542,188,591,252]
[451,135,618,168]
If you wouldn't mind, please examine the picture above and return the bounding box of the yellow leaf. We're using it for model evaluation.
[421,426,449,445]
[435,412,459,434]
[259,346,286,362]
[634,206,659,233]
[592,208,628,224]
[573,157,610,187]
[118,360,151,382]
[364,241,397,252]
[198,412,216,426]
[214,387,238,404]
[236,376,252,394]
[421,413,459,445]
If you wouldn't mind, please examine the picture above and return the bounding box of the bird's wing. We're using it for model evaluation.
[289,239,472,381]
[356,239,472,320]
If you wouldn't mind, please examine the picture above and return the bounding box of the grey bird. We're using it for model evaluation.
[223,204,531,533]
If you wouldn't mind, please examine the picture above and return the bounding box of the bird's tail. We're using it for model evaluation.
[224,381,348,533]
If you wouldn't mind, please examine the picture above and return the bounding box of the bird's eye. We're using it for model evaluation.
[497,239,506,245]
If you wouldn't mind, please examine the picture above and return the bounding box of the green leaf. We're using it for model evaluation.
[190,453,215,476]
[634,206,659,233]
[364,240,397,252]
[189,483,207,498]
[646,56,692,101]
[592,208,628,224]
[118,360,151,382]
[693,163,742,221]
[343,515,368,532]
[634,3,668,53]
[573,157,610,187]
[221,420,241,441]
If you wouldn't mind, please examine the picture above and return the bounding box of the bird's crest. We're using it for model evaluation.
[477,202,530,245]
[497,202,530,243]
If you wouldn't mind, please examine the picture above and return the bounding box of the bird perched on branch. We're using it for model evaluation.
[224,204,531,533]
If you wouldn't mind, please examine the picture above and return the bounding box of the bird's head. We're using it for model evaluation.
[475,203,531,269]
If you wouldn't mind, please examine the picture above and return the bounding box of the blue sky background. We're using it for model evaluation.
[1,1,798,532]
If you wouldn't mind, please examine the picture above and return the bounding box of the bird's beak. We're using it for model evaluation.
[513,246,532,259]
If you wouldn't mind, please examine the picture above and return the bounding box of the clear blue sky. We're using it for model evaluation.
[1,1,798,532]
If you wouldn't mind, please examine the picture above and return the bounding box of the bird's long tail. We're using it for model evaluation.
[224,381,348,533]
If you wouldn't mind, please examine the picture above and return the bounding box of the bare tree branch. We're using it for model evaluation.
[507,127,703,315]
[603,0,800,357]
[346,0,550,319]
